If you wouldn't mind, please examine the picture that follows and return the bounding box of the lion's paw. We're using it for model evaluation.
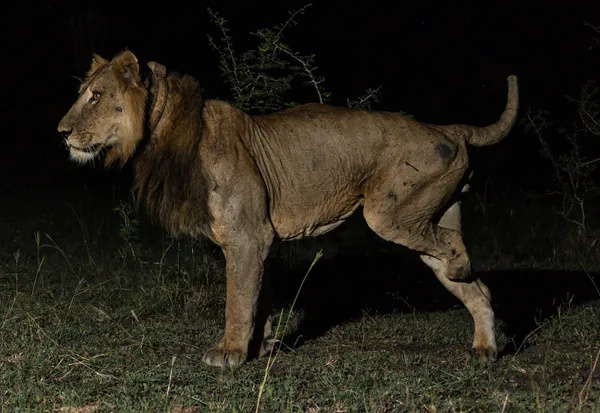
[202,347,247,368]
[259,338,280,358]
[470,345,497,363]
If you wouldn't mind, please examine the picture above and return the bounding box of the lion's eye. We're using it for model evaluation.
[89,91,101,103]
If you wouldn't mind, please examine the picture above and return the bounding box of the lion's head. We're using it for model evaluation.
[58,50,153,167]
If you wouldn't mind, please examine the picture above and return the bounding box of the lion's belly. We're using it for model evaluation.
[270,195,364,240]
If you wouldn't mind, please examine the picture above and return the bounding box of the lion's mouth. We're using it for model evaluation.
[66,133,118,164]
[67,139,112,164]
[69,142,103,154]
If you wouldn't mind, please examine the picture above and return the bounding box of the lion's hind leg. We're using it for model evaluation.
[421,201,497,361]
[363,182,470,282]
[365,188,496,361]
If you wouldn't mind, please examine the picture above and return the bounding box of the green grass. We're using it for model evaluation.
[1,189,599,412]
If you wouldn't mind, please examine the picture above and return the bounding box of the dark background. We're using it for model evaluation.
[0,0,598,199]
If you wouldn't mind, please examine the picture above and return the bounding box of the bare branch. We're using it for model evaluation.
[347,86,383,110]
[277,47,325,103]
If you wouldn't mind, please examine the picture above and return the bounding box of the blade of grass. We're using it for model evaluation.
[255,249,323,413]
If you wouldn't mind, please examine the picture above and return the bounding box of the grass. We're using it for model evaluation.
[1,187,599,412]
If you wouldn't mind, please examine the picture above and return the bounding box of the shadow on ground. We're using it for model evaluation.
[267,249,600,357]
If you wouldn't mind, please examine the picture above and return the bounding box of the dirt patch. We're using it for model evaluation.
[504,345,600,394]
[59,405,100,413]
[519,343,580,360]
[170,405,204,413]
[357,341,457,355]
[578,348,600,381]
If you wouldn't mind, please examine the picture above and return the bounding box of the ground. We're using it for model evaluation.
[1,187,599,412]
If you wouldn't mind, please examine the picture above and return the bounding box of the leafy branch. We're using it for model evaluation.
[208,4,330,113]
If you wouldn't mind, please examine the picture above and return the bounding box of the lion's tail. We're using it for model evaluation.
[453,75,519,147]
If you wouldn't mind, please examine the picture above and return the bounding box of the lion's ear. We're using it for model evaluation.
[147,61,166,78]
[86,53,108,78]
[113,50,140,80]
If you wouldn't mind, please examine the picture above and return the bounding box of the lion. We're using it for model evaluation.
[58,50,519,367]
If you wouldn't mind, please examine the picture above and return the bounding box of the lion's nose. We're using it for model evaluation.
[59,129,73,140]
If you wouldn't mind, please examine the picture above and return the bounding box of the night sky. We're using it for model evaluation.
[1,0,598,195]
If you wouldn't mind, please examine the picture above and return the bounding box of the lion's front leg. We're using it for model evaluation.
[202,237,272,368]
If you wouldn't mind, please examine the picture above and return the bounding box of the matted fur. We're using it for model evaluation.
[59,50,519,368]
[133,75,211,237]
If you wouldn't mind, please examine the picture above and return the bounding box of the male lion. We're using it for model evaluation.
[58,50,518,367]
